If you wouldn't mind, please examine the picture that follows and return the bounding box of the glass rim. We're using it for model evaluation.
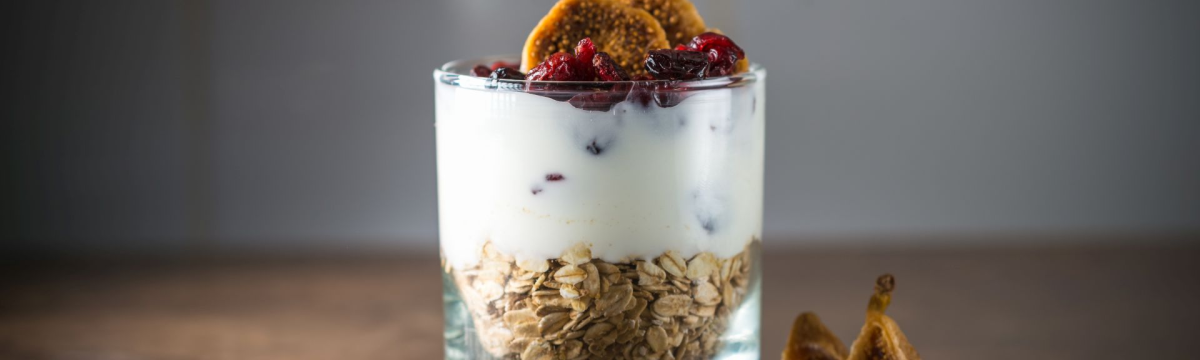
[433,55,764,92]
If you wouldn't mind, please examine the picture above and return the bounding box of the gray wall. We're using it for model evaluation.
[4,0,1198,254]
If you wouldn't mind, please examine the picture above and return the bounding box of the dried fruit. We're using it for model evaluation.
[522,0,669,76]
[620,0,708,47]
[527,52,587,81]
[489,67,526,81]
[545,173,565,181]
[847,275,921,360]
[644,49,708,80]
[490,61,520,72]
[782,274,921,360]
[574,37,597,71]
[472,64,492,77]
[592,52,630,81]
[782,312,848,360]
[687,32,745,77]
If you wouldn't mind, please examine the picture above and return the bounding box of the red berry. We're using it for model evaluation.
[545,173,565,181]
[490,61,519,72]
[527,52,585,81]
[471,64,491,77]
[489,67,526,81]
[574,38,596,66]
[644,49,709,80]
[574,38,598,81]
[592,52,629,81]
[688,32,744,59]
[687,32,745,77]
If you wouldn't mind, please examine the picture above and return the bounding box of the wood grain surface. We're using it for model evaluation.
[1,243,1197,359]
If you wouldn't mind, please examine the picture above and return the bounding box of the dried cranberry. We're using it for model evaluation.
[644,49,709,80]
[687,32,745,77]
[489,67,526,81]
[490,61,519,72]
[592,52,629,81]
[545,173,565,181]
[574,38,596,67]
[471,64,491,77]
[688,32,745,59]
[527,52,586,81]
[573,38,598,81]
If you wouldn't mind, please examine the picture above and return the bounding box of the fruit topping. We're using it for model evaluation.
[488,67,526,81]
[471,65,491,77]
[574,38,597,68]
[619,0,709,47]
[522,0,669,76]
[686,32,745,77]
[644,49,708,80]
[527,52,587,81]
[489,61,520,72]
[592,52,630,81]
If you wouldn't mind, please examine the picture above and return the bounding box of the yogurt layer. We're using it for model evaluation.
[435,73,765,269]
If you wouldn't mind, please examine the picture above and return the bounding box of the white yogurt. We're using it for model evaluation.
[435,67,765,269]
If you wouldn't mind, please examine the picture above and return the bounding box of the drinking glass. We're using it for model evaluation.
[435,57,765,360]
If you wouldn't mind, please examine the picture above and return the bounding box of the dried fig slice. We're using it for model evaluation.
[619,0,708,47]
[847,274,922,360]
[521,0,669,76]
[783,312,849,360]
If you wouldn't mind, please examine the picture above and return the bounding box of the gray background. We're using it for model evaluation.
[4,0,1198,254]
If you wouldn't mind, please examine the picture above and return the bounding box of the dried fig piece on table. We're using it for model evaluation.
[847,274,921,360]
[782,312,848,360]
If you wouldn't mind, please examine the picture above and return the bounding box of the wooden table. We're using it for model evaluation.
[2,242,1197,359]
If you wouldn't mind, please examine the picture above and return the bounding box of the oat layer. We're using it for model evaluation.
[450,242,757,359]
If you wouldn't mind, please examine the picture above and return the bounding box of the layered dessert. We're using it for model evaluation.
[434,1,764,359]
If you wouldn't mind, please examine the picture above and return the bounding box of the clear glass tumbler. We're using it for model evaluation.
[435,56,765,360]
